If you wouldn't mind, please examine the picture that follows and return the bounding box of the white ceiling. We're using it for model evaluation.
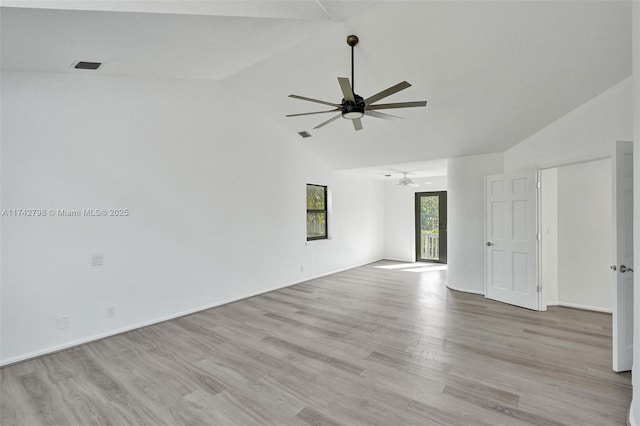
[340,159,447,180]
[0,7,328,80]
[0,0,361,20]
[1,1,632,173]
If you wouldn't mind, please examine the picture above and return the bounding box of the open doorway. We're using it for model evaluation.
[539,146,633,373]
[539,159,613,313]
[415,191,447,263]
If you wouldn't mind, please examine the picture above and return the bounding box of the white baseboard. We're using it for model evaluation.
[440,290,611,314]
[446,283,485,295]
[0,258,382,367]
[549,302,612,314]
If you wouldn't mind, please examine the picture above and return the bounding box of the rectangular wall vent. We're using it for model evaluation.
[74,61,102,70]
[298,131,312,138]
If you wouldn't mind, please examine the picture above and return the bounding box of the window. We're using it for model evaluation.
[306,184,327,240]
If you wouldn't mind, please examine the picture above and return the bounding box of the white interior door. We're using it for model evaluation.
[485,171,539,310]
[612,140,633,372]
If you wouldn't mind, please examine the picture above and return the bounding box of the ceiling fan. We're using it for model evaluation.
[286,35,427,132]
[398,172,419,187]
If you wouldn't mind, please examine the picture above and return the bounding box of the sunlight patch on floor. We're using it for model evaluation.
[374,263,447,273]
[402,265,447,273]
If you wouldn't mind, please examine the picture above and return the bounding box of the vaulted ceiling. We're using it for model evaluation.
[1,1,632,171]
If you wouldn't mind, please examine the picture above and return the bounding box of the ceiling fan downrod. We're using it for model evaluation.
[347,35,358,97]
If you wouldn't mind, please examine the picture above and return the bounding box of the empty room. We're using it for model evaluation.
[2,1,640,425]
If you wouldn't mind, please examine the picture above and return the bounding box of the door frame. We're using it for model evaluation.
[414,191,447,264]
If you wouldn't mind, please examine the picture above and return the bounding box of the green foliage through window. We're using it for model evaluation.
[420,196,439,234]
[307,184,327,240]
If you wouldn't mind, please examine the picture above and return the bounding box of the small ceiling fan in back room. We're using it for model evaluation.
[286,35,428,132]
[397,172,419,187]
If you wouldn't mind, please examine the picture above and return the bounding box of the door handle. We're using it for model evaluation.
[486,242,494,247]
[620,265,634,273]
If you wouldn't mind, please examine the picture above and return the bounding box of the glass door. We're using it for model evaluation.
[415,191,447,263]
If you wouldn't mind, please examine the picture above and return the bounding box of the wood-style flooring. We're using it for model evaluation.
[0,261,632,425]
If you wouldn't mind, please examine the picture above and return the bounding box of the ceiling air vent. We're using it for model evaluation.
[74,61,102,70]
[298,131,312,138]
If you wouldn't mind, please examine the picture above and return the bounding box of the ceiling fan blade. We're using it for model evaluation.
[337,77,355,102]
[289,94,341,108]
[364,81,412,105]
[352,118,363,131]
[367,101,428,110]
[365,110,403,120]
[314,113,343,129]
[286,109,340,117]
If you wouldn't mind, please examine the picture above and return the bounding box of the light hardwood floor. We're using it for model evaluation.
[0,261,632,425]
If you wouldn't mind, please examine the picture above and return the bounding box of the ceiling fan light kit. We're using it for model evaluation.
[342,108,364,120]
[286,35,427,132]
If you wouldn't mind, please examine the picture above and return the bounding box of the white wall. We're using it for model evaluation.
[447,153,504,294]
[383,176,447,262]
[631,1,640,424]
[557,159,613,312]
[540,168,559,308]
[0,72,384,364]
[504,77,632,172]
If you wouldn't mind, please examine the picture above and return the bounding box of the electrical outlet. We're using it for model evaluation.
[90,254,104,267]
[106,307,116,318]
[57,316,69,329]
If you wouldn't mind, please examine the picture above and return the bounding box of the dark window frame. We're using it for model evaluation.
[306,184,328,241]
